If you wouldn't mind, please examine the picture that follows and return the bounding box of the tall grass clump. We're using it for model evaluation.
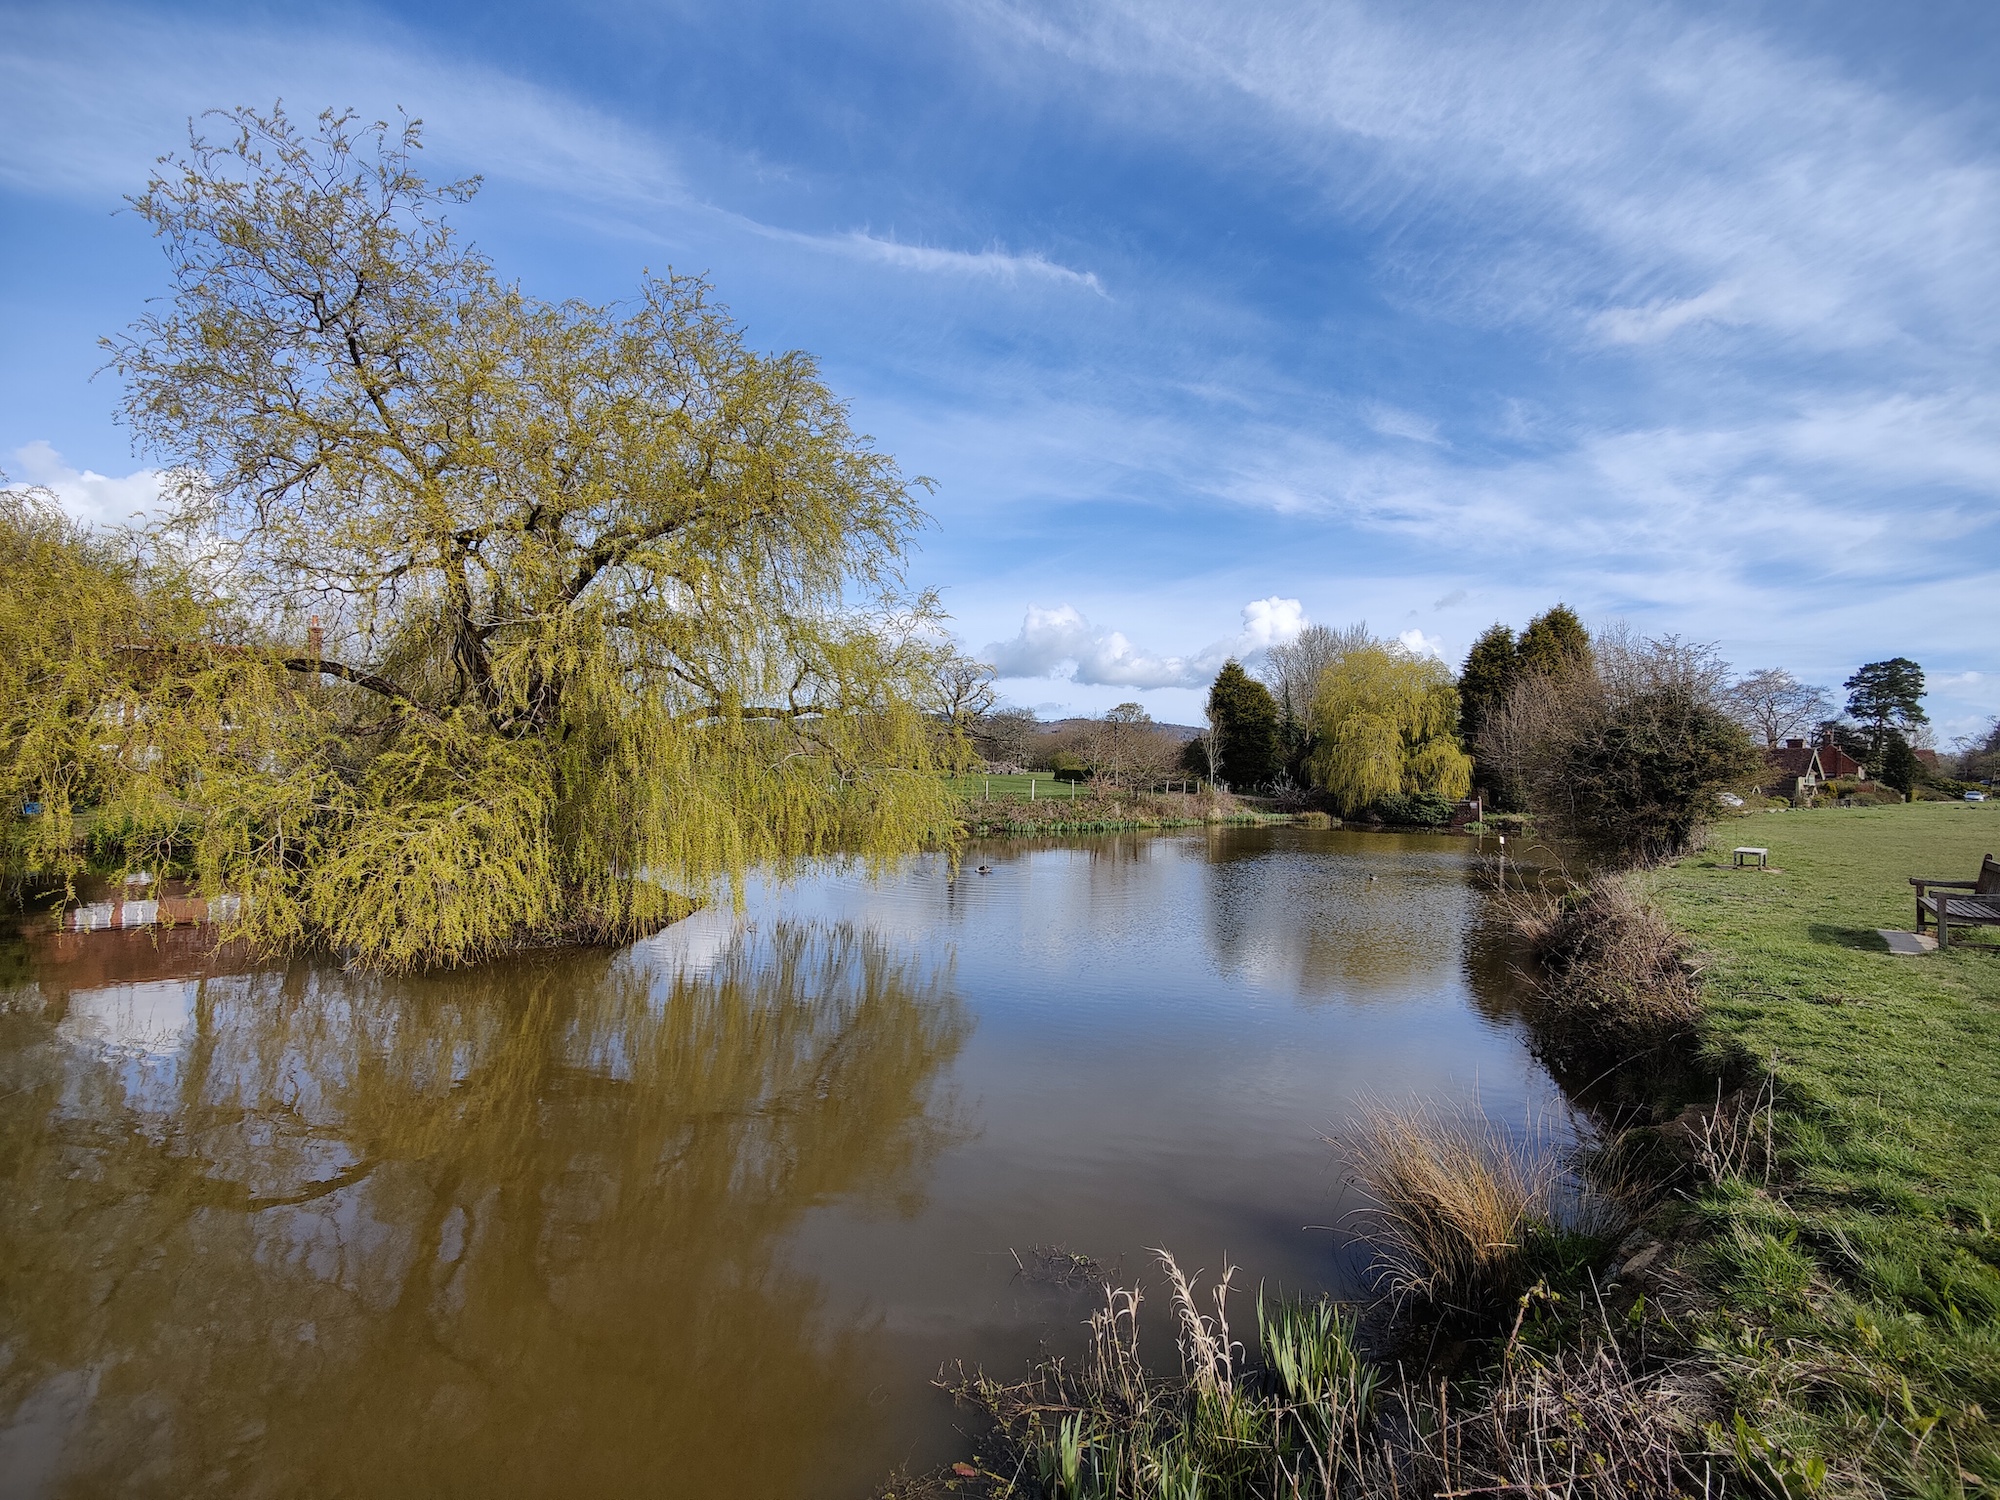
[1499,873,1702,1073]
[1334,1101,1623,1323]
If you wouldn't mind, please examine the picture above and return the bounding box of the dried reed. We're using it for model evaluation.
[1497,873,1703,1071]
[1334,1100,1623,1321]
[923,1245,1712,1500]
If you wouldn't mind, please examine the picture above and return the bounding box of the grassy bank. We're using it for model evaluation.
[1643,801,2000,1493]
[956,787,1297,838]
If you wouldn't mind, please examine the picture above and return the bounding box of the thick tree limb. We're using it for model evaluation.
[279,657,439,720]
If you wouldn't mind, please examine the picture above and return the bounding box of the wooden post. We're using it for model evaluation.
[1029,778,1035,802]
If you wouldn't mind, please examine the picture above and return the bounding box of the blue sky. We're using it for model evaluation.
[4,1,1998,737]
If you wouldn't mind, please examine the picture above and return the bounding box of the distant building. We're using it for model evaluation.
[1763,740,1825,801]
[1814,741,1867,780]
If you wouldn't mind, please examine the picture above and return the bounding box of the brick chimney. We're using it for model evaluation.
[1786,738,1804,749]
[307,615,323,661]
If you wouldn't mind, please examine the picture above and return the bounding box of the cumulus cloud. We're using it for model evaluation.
[8,441,163,528]
[1238,595,1308,650]
[982,596,1308,688]
[1397,627,1447,659]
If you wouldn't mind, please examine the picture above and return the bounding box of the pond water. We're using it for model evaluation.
[0,825,1564,1498]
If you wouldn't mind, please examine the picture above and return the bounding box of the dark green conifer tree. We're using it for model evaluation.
[1206,660,1280,790]
[1516,605,1593,678]
[1457,623,1518,751]
[1878,731,1923,798]
[1843,658,1927,758]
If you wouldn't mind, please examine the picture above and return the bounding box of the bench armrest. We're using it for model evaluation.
[1910,877,1979,889]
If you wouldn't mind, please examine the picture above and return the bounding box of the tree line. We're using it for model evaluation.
[967,606,1983,866]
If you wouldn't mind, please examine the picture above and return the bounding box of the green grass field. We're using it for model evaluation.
[946,773,1208,801]
[1646,801,2000,1493]
[947,772,1088,801]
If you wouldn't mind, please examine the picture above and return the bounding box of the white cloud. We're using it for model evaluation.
[1237,595,1307,650]
[0,9,1103,303]
[1592,283,1744,344]
[8,441,162,528]
[982,596,1307,688]
[0,10,682,208]
[825,232,1105,292]
[1397,628,1447,659]
[1364,403,1443,444]
[976,1,2000,355]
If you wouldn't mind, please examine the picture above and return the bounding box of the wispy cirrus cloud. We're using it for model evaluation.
[972,0,2000,357]
[0,6,1103,298]
[752,225,1105,291]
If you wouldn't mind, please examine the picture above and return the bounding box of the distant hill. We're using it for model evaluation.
[1036,717,1204,744]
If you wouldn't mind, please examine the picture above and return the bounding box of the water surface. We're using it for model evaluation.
[0,825,1559,1497]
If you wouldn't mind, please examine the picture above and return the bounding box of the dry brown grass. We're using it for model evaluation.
[1387,1337,1719,1500]
[1498,874,1703,1072]
[909,1248,1715,1500]
[1336,1102,1558,1314]
[1334,1102,1623,1321]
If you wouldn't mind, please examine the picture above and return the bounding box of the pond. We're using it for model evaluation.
[0,825,1565,1498]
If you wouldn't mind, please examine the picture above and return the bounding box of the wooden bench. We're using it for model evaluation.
[1911,853,2000,950]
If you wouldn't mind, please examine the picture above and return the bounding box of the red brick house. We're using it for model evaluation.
[1815,741,1867,780]
[1763,740,1825,800]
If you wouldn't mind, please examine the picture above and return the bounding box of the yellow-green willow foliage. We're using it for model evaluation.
[1306,645,1473,815]
[9,105,974,969]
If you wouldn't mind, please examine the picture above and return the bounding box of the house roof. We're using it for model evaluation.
[1767,744,1821,777]
[1816,744,1866,778]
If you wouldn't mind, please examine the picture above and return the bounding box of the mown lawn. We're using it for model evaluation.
[1646,802,2000,1494]
[946,772,1090,802]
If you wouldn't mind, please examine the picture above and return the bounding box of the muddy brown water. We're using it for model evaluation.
[0,825,1564,1498]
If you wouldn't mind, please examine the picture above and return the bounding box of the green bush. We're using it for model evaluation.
[1367,791,1457,827]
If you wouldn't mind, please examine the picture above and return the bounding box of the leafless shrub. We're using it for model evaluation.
[1482,634,1763,865]
[1663,1068,1778,1187]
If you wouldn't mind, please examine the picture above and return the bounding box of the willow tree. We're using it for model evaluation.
[1306,644,1472,815]
[30,105,971,968]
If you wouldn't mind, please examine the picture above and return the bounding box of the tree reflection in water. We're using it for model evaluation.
[1198,829,1475,1001]
[0,921,968,1498]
